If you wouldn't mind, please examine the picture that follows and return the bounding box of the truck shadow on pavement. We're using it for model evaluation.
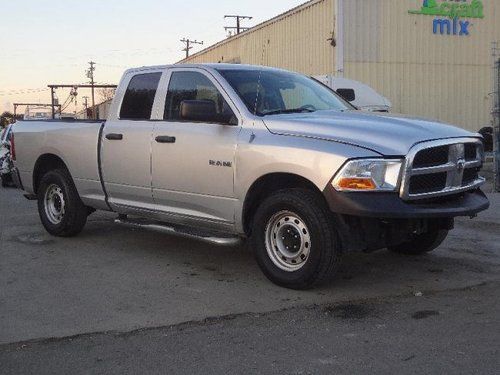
[73,214,497,293]
[6,210,498,295]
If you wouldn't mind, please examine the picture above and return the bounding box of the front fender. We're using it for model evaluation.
[234,127,380,231]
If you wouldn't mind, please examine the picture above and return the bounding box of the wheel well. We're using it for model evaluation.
[33,154,68,194]
[242,173,324,236]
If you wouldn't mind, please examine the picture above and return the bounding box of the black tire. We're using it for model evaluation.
[37,168,88,237]
[1,174,8,187]
[388,229,448,255]
[250,188,341,290]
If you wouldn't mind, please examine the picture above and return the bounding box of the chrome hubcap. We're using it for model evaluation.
[265,211,311,272]
[44,184,65,225]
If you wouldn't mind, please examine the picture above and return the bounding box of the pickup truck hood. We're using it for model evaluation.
[263,110,477,156]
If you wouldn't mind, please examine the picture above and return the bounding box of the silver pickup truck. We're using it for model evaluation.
[12,64,490,289]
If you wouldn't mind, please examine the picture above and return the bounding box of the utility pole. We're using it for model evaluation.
[50,87,57,119]
[224,15,253,35]
[82,96,89,110]
[86,61,96,119]
[493,42,500,192]
[180,38,203,59]
[82,96,89,118]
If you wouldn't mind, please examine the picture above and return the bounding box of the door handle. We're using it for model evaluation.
[105,133,123,140]
[155,135,176,143]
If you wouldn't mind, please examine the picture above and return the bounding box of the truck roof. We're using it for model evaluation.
[123,63,291,75]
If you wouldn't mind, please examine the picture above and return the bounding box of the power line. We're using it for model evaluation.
[96,63,129,69]
[60,98,74,113]
[224,15,253,36]
[0,88,50,96]
[58,91,75,114]
[180,38,203,59]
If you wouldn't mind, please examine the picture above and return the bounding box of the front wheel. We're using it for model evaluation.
[37,169,88,237]
[250,189,341,290]
[388,229,448,255]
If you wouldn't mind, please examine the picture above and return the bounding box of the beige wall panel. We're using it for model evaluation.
[183,0,336,76]
[344,0,500,131]
[346,62,491,130]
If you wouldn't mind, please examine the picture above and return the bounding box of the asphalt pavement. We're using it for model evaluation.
[1,186,499,374]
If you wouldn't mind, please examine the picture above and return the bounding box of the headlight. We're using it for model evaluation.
[332,159,403,192]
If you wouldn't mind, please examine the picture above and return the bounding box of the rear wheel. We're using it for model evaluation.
[37,169,88,237]
[250,188,341,289]
[388,229,448,255]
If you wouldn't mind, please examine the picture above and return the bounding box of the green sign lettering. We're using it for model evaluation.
[409,0,484,19]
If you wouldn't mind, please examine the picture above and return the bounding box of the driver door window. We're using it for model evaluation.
[164,71,236,125]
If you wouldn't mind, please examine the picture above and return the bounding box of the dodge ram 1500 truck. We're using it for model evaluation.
[12,64,490,289]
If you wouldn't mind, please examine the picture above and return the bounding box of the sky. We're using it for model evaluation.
[0,0,305,114]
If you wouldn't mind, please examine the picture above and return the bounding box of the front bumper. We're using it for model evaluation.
[323,187,490,219]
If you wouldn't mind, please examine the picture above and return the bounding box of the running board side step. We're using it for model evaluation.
[114,217,242,247]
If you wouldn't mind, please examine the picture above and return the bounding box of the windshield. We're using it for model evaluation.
[216,68,353,116]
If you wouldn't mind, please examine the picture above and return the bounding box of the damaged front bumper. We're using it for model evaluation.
[322,188,490,219]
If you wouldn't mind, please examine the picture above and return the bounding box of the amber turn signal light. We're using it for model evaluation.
[336,178,377,190]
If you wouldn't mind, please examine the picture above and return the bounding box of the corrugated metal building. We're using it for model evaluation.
[76,99,112,120]
[182,0,500,131]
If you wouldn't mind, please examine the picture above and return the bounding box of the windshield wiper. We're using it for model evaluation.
[262,108,315,116]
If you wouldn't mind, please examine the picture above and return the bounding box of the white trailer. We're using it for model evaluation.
[314,75,392,113]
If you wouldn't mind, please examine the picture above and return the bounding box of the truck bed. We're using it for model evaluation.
[13,119,107,209]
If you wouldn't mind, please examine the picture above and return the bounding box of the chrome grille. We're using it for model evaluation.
[400,138,485,201]
[408,172,447,195]
[412,145,449,168]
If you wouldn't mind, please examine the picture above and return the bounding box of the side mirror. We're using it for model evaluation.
[336,88,356,102]
[180,100,218,123]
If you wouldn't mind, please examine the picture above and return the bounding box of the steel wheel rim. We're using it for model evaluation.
[265,210,311,272]
[44,184,65,225]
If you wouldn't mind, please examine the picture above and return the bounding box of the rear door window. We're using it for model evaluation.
[119,72,162,120]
